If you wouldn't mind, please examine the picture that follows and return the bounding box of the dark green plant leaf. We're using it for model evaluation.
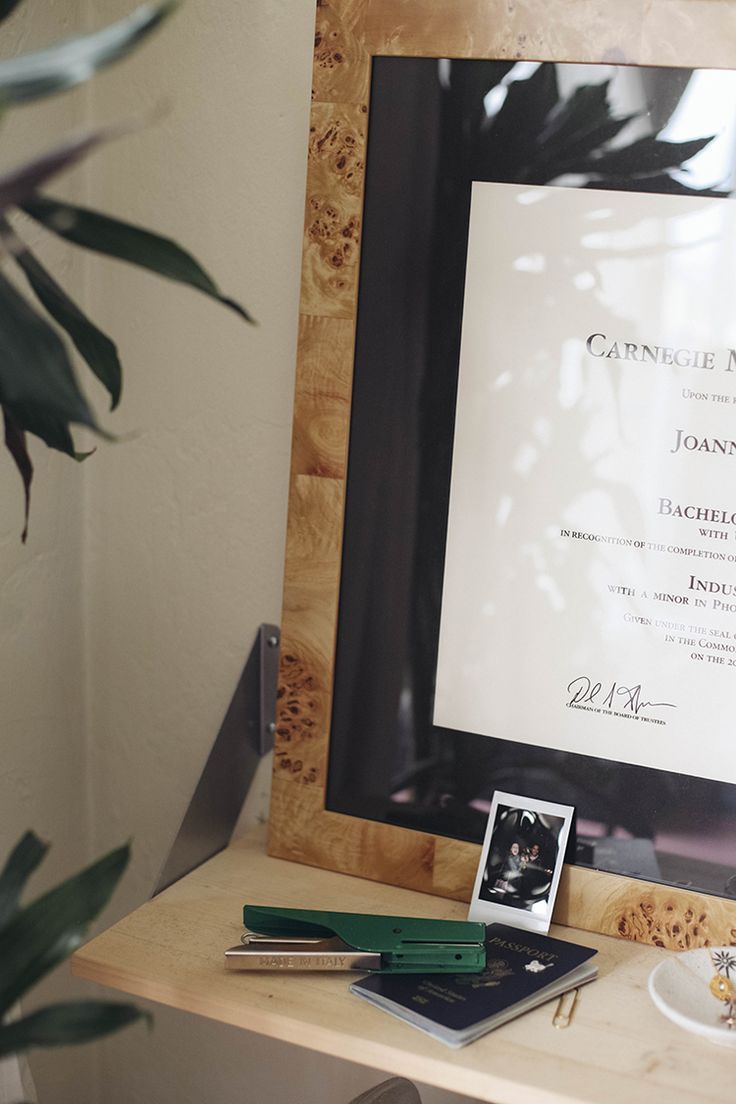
[0,271,104,452]
[581,134,715,177]
[0,1001,149,1058]
[4,404,94,453]
[0,832,47,929]
[0,843,129,1015]
[0,2,177,106]
[22,194,253,323]
[0,0,24,26]
[0,126,123,214]
[1,217,122,408]
[2,410,33,541]
[4,408,94,460]
[3,404,76,457]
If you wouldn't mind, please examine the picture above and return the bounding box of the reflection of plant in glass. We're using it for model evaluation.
[0,832,146,1061]
[464,62,717,191]
[0,2,251,540]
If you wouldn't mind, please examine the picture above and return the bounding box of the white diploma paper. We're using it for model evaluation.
[434,181,736,784]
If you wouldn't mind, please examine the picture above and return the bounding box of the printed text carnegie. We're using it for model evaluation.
[585,332,734,371]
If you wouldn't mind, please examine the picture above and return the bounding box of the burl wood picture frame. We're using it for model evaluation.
[268,0,736,949]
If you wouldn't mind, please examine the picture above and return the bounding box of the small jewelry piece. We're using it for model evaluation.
[708,947,736,1029]
[709,974,732,1000]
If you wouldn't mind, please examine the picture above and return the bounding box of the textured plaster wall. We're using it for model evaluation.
[0,5,95,1103]
[82,0,301,898]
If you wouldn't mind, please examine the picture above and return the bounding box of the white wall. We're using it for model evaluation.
[0,4,96,1103]
[82,0,305,901]
[3,3,478,1102]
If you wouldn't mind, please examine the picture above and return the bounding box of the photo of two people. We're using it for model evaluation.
[469,792,574,932]
[482,814,559,908]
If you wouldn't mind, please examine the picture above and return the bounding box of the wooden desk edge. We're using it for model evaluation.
[70,831,735,1104]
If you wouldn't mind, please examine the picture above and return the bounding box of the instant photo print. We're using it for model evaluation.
[469,792,574,933]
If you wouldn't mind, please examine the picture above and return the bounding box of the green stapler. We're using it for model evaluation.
[224,905,486,974]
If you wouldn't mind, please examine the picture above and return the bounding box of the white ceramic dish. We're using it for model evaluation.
[649,946,736,1048]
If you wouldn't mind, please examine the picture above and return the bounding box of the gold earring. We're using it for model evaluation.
[708,948,736,1028]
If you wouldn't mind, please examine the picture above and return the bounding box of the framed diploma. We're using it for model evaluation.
[435,179,736,786]
[269,0,736,947]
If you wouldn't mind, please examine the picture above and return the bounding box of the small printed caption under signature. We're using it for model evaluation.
[566,676,677,716]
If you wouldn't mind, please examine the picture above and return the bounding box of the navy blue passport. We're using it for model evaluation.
[350,923,597,1048]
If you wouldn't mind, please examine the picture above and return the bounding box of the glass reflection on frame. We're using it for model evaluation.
[326,58,736,901]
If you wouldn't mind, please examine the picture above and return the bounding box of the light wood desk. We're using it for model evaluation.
[72,826,732,1104]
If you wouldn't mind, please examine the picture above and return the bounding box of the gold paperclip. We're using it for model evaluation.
[553,987,579,1029]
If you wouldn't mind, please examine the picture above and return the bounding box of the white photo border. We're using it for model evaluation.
[468,791,574,934]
